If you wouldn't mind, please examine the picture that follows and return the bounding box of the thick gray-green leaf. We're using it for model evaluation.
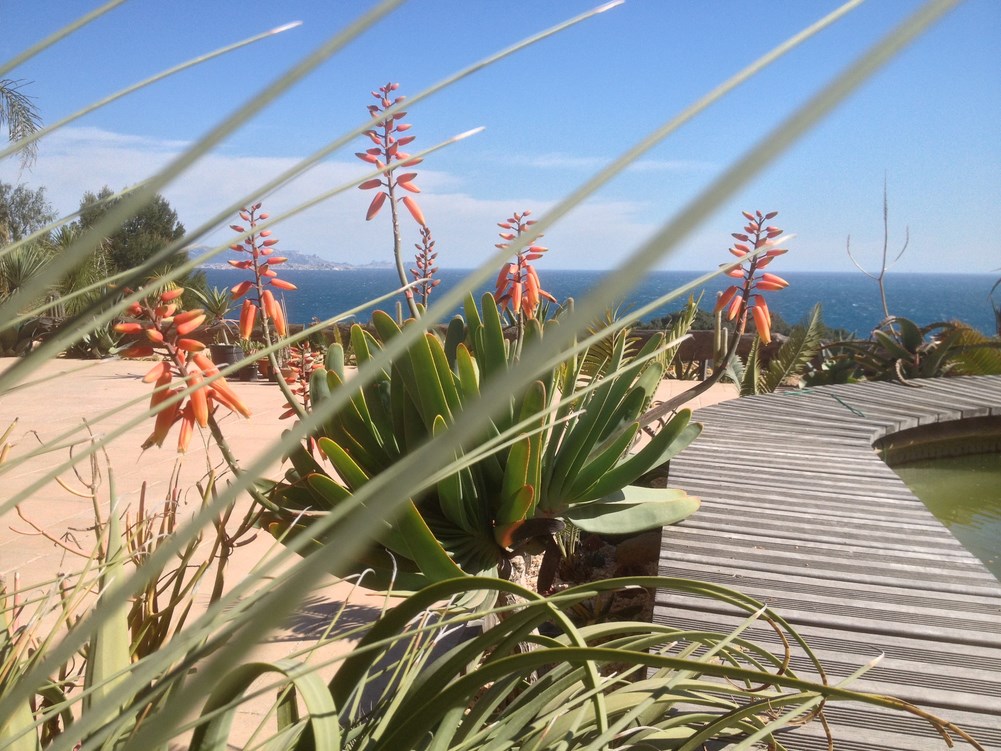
[566,485,700,534]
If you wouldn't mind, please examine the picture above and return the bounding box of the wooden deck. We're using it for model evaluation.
[654,375,1001,750]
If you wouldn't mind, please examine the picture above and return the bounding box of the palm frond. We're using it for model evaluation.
[739,337,762,396]
[660,293,702,372]
[760,303,825,392]
[946,324,1001,376]
[0,79,41,169]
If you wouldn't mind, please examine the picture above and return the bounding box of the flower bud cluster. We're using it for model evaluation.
[714,210,790,344]
[228,202,295,339]
[115,286,250,452]
[356,82,426,227]
[493,210,557,319]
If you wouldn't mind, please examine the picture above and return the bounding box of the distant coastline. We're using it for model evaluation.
[192,247,394,271]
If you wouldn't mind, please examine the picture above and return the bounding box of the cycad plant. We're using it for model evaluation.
[734,303,826,395]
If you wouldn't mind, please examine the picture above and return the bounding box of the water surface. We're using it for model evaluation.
[893,453,1001,581]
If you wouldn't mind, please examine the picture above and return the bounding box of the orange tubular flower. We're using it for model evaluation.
[227,202,296,345]
[122,283,252,452]
[493,210,557,319]
[261,289,278,321]
[177,404,196,453]
[719,210,790,343]
[149,371,173,410]
[714,286,739,314]
[410,224,441,306]
[272,303,287,337]
[143,401,179,450]
[174,315,206,337]
[176,338,206,353]
[187,372,209,429]
[752,305,772,344]
[160,287,185,302]
[239,299,257,340]
[230,280,254,300]
[142,361,170,383]
[357,82,426,230]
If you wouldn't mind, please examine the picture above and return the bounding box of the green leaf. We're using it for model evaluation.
[739,337,762,396]
[371,309,403,343]
[188,659,340,751]
[0,696,40,751]
[946,324,1001,375]
[455,343,480,398]
[498,436,531,525]
[82,502,132,731]
[565,423,639,501]
[324,341,344,379]
[0,598,40,751]
[545,338,633,503]
[305,469,352,506]
[317,437,370,491]
[518,380,547,510]
[760,303,823,392]
[393,504,467,584]
[444,315,466,367]
[478,291,509,382]
[584,412,700,500]
[307,367,330,411]
[403,332,452,427]
[433,414,474,533]
[426,332,462,418]
[464,292,483,338]
[566,485,700,535]
[494,486,536,548]
[896,316,924,351]
[873,327,915,361]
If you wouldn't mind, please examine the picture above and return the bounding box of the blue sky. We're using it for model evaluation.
[1,0,998,273]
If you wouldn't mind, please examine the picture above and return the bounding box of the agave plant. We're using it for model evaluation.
[818,315,1001,384]
[265,292,701,591]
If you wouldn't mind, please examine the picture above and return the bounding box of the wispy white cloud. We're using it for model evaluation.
[2,127,682,270]
[10,128,827,274]
[503,151,715,174]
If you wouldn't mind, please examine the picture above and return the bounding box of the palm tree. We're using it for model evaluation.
[0,78,41,169]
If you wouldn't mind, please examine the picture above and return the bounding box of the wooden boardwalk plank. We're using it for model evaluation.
[655,375,1001,749]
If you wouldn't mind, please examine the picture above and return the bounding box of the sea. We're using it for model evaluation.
[203,269,999,338]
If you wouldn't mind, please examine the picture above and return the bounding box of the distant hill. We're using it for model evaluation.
[192,246,392,271]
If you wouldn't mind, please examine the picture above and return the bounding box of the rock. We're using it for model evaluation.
[613,530,661,571]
